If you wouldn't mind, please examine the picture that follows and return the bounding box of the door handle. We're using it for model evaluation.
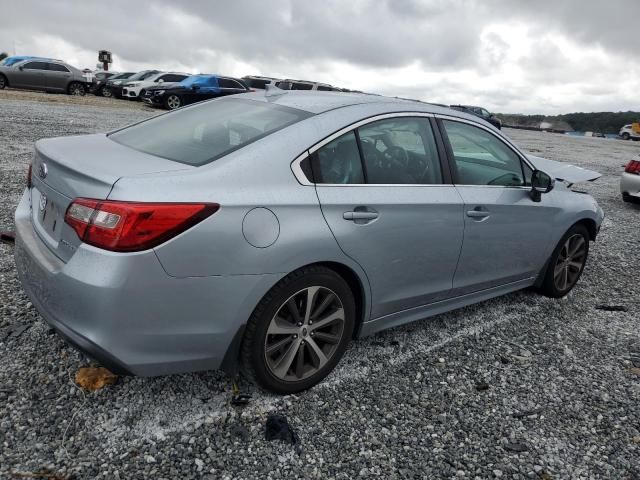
[466,208,490,219]
[343,211,379,221]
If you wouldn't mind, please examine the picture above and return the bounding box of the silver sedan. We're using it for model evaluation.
[14,92,604,393]
[621,158,640,202]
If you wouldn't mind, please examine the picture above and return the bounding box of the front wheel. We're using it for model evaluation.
[0,74,6,89]
[165,94,182,110]
[621,132,631,140]
[68,82,85,96]
[241,266,355,394]
[101,86,112,97]
[539,224,590,298]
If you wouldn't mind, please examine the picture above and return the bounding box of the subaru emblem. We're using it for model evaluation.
[38,163,48,179]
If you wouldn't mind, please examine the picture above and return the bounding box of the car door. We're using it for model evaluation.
[46,63,72,91]
[438,118,557,295]
[305,115,465,319]
[12,61,48,89]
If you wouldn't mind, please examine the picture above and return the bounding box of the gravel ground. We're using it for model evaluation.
[1,95,639,479]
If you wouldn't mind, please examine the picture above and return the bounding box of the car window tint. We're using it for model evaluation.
[442,120,525,187]
[219,78,244,89]
[48,63,70,72]
[310,132,364,184]
[317,85,332,91]
[110,98,312,166]
[292,83,313,90]
[22,61,49,70]
[358,117,442,184]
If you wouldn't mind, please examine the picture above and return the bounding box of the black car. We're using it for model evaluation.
[450,105,502,129]
[92,71,134,96]
[241,75,281,89]
[142,74,249,110]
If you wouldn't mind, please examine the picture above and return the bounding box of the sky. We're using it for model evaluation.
[2,0,639,114]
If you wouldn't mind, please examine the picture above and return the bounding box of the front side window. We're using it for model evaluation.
[22,61,49,70]
[358,117,442,184]
[110,98,312,166]
[442,120,525,186]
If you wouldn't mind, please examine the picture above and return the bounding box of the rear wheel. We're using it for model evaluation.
[165,94,182,110]
[68,82,85,96]
[621,132,631,140]
[101,86,112,97]
[539,224,590,298]
[241,266,355,394]
[0,74,6,89]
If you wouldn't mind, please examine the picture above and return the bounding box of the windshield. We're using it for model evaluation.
[109,98,313,166]
[127,70,157,81]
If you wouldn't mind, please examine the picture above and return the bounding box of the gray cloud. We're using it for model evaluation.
[1,0,639,113]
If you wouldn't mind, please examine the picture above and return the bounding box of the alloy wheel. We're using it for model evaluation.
[0,76,5,89]
[264,286,345,381]
[102,86,112,97]
[167,95,181,109]
[553,234,587,291]
[69,83,85,96]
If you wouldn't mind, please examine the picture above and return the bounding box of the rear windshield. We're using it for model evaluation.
[109,98,313,166]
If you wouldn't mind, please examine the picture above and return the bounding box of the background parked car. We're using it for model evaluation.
[0,55,48,66]
[90,71,128,96]
[621,157,640,202]
[0,58,93,95]
[107,70,159,98]
[142,74,249,109]
[275,79,338,91]
[242,75,281,89]
[121,72,189,100]
[450,105,502,129]
[619,123,640,141]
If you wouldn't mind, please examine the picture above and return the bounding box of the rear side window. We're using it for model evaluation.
[317,85,333,91]
[244,78,271,89]
[304,117,442,185]
[110,98,312,166]
[48,63,70,72]
[309,132,364,184]
[292,82,313,90]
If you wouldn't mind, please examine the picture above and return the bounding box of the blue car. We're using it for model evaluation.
[142,74,249,110]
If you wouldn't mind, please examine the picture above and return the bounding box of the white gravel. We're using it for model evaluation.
[1,96,639,479]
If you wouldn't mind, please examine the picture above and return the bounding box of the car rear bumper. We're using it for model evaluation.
[621,172,640,199]
[14,189,280,376]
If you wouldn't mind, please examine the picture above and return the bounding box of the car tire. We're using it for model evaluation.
[240,266,356,394]
[0,74,7,89]
[621,132,630,140]
[68,82,85,96]
[101,86,112,98]
[539,224,590,298]
[165,94,182,110]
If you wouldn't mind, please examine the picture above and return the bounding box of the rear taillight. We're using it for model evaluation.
[624,160,640,175]
[64,198,219,252]
[27,164,32,188]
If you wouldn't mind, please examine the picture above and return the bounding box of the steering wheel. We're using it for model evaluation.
[383,146,409,169]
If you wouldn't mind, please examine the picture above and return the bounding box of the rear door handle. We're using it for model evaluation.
[343,211,379,221]
[466,208,490,219]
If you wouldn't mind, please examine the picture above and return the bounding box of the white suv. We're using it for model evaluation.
[619,124,640,141]
[121,72,190,99]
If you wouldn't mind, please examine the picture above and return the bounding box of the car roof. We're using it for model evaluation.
[240,90,481,119]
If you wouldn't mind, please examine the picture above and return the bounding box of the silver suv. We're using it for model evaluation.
[0,59,93,95]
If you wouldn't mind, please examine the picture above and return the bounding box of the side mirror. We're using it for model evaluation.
[530,170,554,202]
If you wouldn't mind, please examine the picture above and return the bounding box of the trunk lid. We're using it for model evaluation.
[30,134,190,262]
[527,155,601,183]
